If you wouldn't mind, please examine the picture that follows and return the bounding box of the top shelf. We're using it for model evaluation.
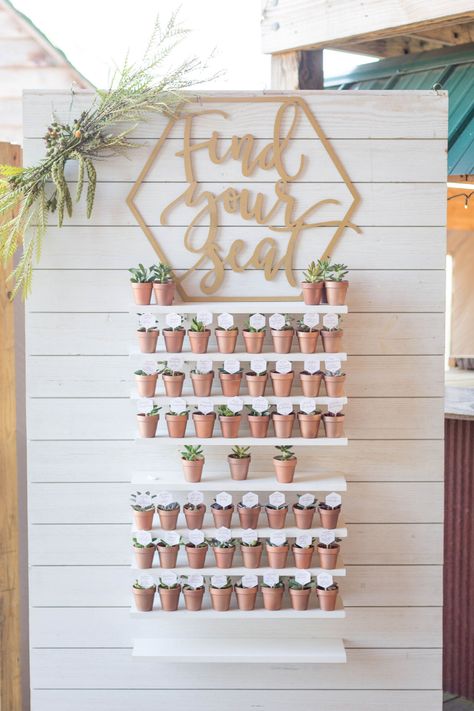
[130,302,348,315]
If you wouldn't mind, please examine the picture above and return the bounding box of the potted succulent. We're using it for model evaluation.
[182,574,205,611]
[133,576,156,612]
[132,531,157,569]
[190,362,214,396]
[293,493,317,529]
[156,492,180,530]
[235,574,259,611]
[184,529,208,568]
[137,313,159,353]
[300,361,323,398]
[183,491,206,529]
[192,404,216,438]
[129,264,154,305]
[215,313,239,353]
[296,315,320,354]
[237,492,261,528]
[158,361,185,397]
[137,403,161,438]
[209,575,233,611]
[165,401,189,438]
[130,491,156,530]
[243,313,266,353]
[317,532,341,570]
[246,399,271,438]
[188,316,211,354]
[321,315,344,353]
[297,401,322,439]
[272,404,295,438]
[134,366,158,397]
[265,492,288,528]
[316,573,339,611]
[152,262,175,306]
[270,360,294,397]
[217,402,242,438]
[240,529,263,568]
[324,367,346,398]
[318,492,342,529]
[163,313,185,353]
[210,529,237,568]
[269,313,294,354]
[261,573,285,610]
[265,532,289,568]
[323,410,345,438]
[272,445,298,483]
[180,444,205,482]
[227,445,251,480]
[292,533,315,569]
[158,573,181,611]
[211,492,234,528]
[245,358,268,396]
[301,260,324,305]
[218,360,243,396]
[288,573,314,610]
[325,262,349,306]
[156,531,181,569]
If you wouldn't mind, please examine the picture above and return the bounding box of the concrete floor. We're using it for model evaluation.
[444,695,474,710]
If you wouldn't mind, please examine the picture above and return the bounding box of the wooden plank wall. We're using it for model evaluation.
[23,90,447,711]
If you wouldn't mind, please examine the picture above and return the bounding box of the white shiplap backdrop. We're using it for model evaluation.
[24,90,446,711]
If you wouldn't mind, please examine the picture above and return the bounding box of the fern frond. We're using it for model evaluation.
[85,159,96,219]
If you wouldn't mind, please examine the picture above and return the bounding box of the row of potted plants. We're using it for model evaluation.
[133,572,340,612]
[136,312,344,354]
[131,490,342,530]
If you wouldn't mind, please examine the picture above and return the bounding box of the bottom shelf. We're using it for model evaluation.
[132,637,347,663]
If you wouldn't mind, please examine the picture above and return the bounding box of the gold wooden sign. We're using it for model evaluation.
[126,95,361,302]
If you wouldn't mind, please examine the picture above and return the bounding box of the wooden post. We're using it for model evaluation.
[271,49,323,89]
[0,141,23,711]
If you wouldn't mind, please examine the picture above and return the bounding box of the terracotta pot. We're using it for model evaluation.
[181,458,204,483]
[133,587,155,612]
[183,504,206,529]
[321,329,344,353]
[153,281,175,306]
[191,371,214,397]
[238,504,261,529]
[219,415,241,438]
[300,372,323,397]
[265,506,288,529]
[188,330,211,354]
[245,372,268,396]
[166,413,188,438]
[289,588,311,611]
[243,330,265,353]
[273,457,297,484]
[293,504,315,529]
[317,586,338,611]
[235,586,258,611]
[211,505,234,528]
[137,414,159,438]
[292,545,314,569]
[185,543,208,569]
[297,330,319,354]
[262,586,284,610]
[135,374,157,397]
[157,544,179,568]
[248,415,270,438]
[157,507,180,531]
[163,373,185,397]
[132,282,153,305]
[216,329,238,353]
[133,509,155,531]
[323,414,345,438]
[241,543,263,568]
[163,329,185,353]
[133,545,155,569]
[272,413,295,438]
[219,371,242,396]
[298,412,322,439]
[318,543,340,570]
[183,587,204,611]
[210,586,233,611]
[271,328,294,354]
[325,280,349,306]
[265,543,289,568]
[324,374,346,398]
[137,330,158,353]
[301,281,323,305]
[193,412,216,438]
[158,585,181,611]
[270,371,294,397]
[318,506,341,529]
[213,546,236,569]
[227,455,250,480]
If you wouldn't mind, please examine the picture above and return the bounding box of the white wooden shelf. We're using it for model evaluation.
[132,637,347,663]
[131,471,347,491]
[135,520,347,538]
[130,393,347,405]
[131,562,346,577]
[130,348,347,361]
[130,302,348,315]
[135,436,348,446]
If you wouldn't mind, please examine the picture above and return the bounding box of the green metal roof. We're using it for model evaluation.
[325,44,474,175]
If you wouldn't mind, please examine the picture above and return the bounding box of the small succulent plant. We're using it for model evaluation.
[129,264,155,283]
[151,262,173,284]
